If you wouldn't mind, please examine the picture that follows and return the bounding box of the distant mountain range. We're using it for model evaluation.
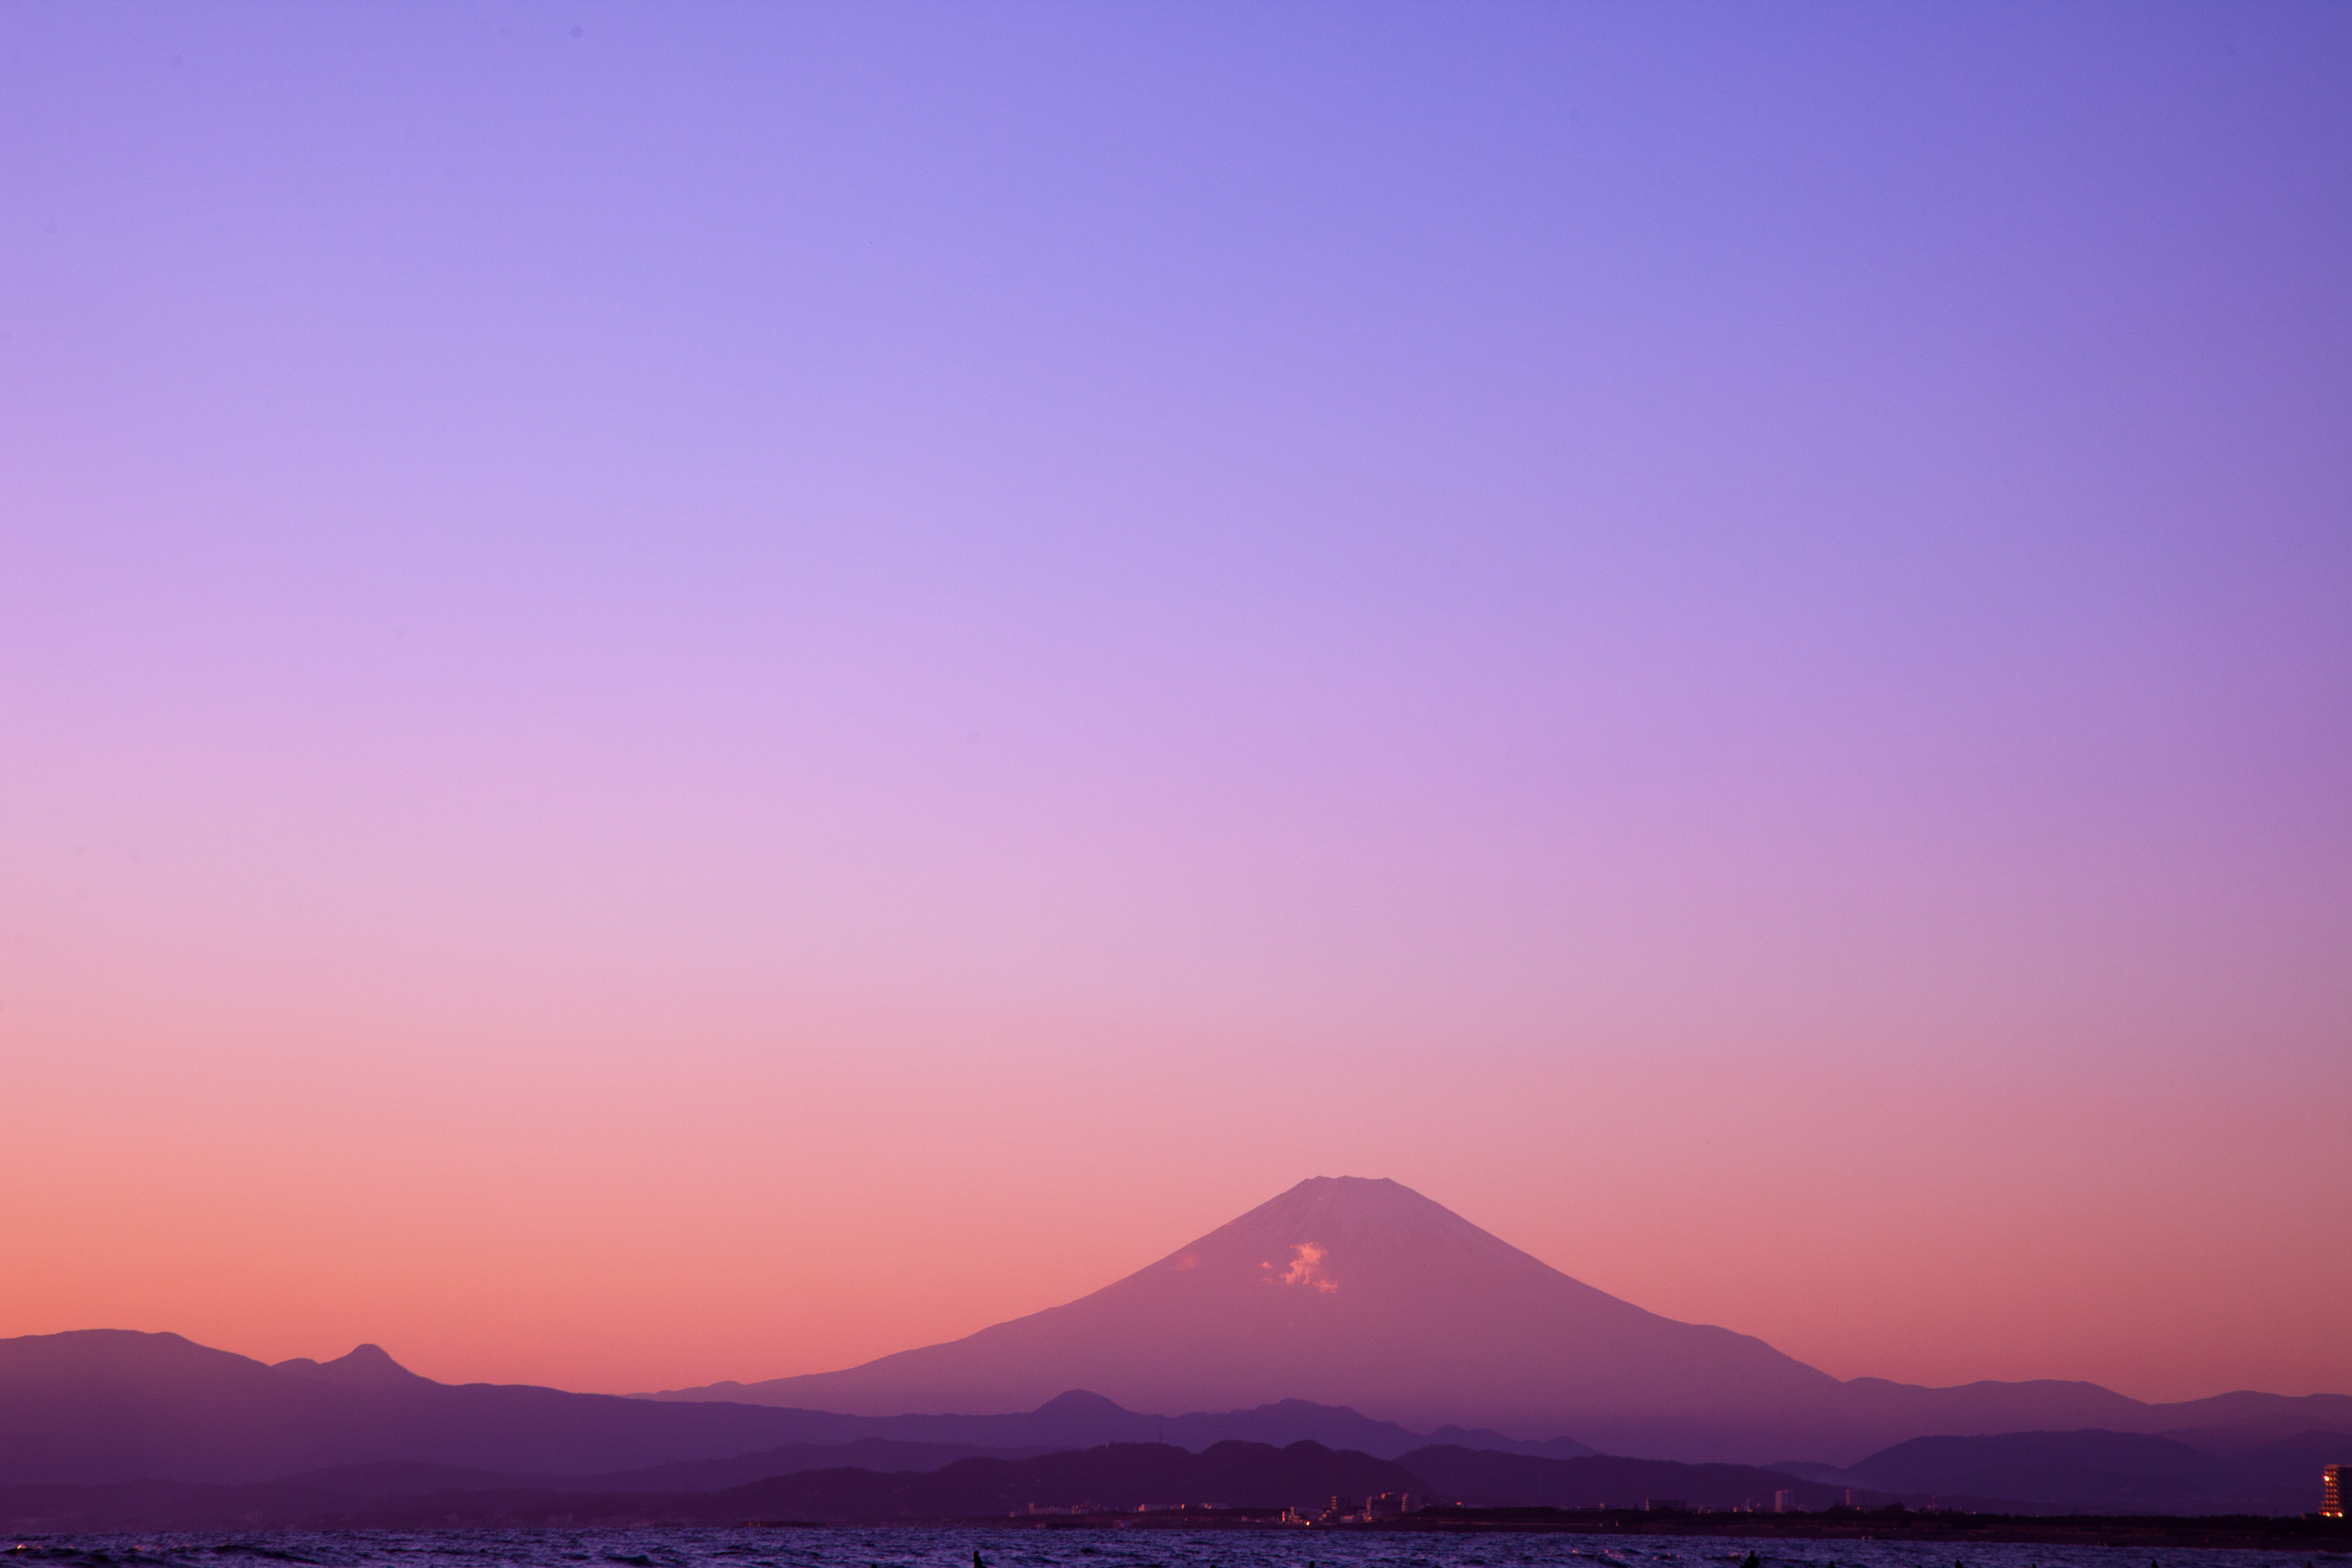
[0,1332,1581,1485]
[4,1326,2344,1521]
[0,1441,1410,1530]
[0,1439,1847,1529]
[10,1428,2343,1529]
[0,1332,851,1484]
[1772,1427,2352,1515]
[6,1176,2345,1513]
[638,1176,2352,1463]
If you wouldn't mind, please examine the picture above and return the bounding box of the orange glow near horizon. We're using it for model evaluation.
[4,970,2342,1409]
[4,1,2347,1429]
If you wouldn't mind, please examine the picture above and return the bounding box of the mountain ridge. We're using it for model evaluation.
[9,1177,2345,1475]
[0,1332,1578,1484]
[6,1426,2334,1527]
[635,1176,2351,1463]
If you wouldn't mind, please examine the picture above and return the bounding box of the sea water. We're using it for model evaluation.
[3,1528,2341,1568]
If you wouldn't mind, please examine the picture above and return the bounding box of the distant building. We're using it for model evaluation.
[1366,1492,1419,1519]
[1644,1498,1689,1513]
[1772,1489,1798,1513]
[2325,1463,2346,1518]
[1843,1489,1863,1508]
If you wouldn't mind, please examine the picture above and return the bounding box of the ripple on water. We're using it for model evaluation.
[1,1534,2339,1568]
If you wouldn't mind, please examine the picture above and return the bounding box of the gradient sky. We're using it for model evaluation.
[4,3,2347,1413]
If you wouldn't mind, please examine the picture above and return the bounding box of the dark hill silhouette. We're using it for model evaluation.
[268,1438,1060,1497]
[271,1344,429,1388]
[0,1331,1080,1485]
[0,1441,1420,1529]
[641,1176,2352,1462]
[1848,1429,2216,1506]
[7,1429,2337,1528]
[720,1439,1418,1519]
[1832,1426,2352,1515]
[1396,1445,1877,1512]
[0,1329,1566,1485]
[1396,1434,2347,1517]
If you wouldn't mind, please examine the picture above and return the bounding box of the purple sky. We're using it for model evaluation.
[3,3,2347,1401]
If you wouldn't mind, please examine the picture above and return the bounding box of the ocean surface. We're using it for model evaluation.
[5,1528,2342,1568]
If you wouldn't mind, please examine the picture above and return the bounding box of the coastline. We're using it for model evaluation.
[951,1510,2352,1551]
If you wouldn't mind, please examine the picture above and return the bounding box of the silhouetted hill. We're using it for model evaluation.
[1397,1445,1877,1512]
[722,1439,1418,1519]
[1428,1426,1597,1459]
[1832,1427,2352,1515]
[2226,1429,2352,1503]
[0,1330,1568,1485]
[270,1439,1057,1497]
[1828,1380,2352,1465]
[9,1427,2340,1528]
[272,1344,429,1388]
[1847,1430,2217,1509]
[0,1331,1061,1485]
[0,1441,1420,1529]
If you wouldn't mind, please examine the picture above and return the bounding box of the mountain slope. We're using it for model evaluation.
[0,1441,1422,1528]
[647,1176,2352,1464]
[0,1331,926,1483]
[15,1179,2346,1476]
[0,1329,1570,1484]
[655,1176,1841,1458]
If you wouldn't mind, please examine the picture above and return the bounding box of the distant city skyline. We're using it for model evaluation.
[3,2,2346,1404]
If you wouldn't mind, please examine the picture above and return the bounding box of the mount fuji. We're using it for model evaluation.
[644,1176,2352,1463]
